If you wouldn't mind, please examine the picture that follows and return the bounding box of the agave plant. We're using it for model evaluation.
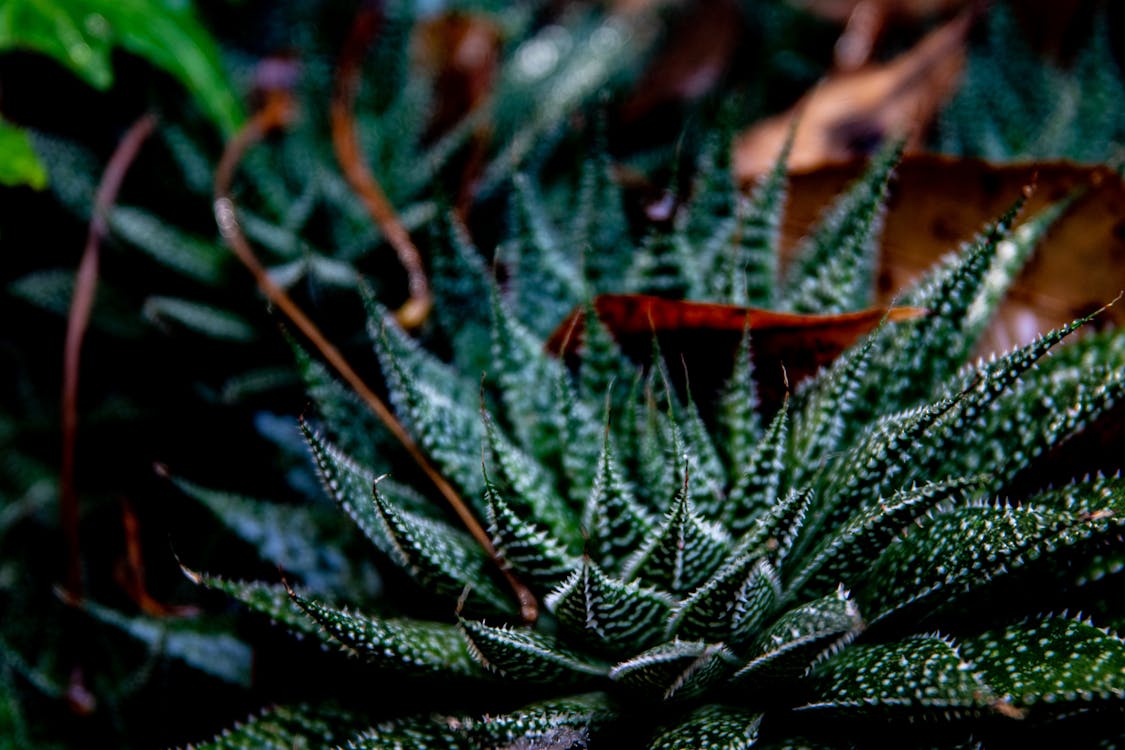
[180,134,1125,750]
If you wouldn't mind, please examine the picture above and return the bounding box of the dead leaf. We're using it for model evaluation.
[114,497,199,618]
[734,10,971,178]
[778,154,1125,353]
[549,294,925,404]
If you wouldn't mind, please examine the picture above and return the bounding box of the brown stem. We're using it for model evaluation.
[61,112,158,601]
[332,3,432,330]
[213,93,538,624]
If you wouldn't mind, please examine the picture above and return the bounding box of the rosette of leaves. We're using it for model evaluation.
[182,135,1125,750]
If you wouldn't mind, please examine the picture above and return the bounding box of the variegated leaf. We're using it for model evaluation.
[581,426,655,572]
[546,559,675,654]
[800,635,993,716]
[724,399,789,532]
[734,588,864,686]
[610,640,739,701]
[186,704,366,750]
[461,693,617,749]
[371,482,512,614]
[960,615,1125,713]
[485,472,578,586]
[458,618,608,684]
[648,704,763,750]
[292,591,482,677]
[667,553,780,646]
[620,471,730,595]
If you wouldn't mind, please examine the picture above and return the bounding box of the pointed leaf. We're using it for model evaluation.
[581,427,655,571]
[546,560,675,655]
[734,588,865,686]
[667,554,780,646]
[458,619,608,684]
[490,286,569,466]
[716,328,762,470]
[724,400,789,532]
[960,615,1125,713]
[372,481,512,614]
[188,704,367,750]
[485,473,578,587]
[609,640,738,701]
[619,473,730,595]
[462,693,617,750]
[789,476,987,597]
[800,635,993,716]
[649,705,763,750]
[780,140,901,314]
[483,410,579,548]
[184,570,316,636]
[714,131,791,307]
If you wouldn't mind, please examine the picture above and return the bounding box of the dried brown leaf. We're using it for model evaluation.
[734,10,971,177]
[779,154,1125,352]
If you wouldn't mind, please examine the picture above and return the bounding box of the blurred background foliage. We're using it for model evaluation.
[1,0,1123,747]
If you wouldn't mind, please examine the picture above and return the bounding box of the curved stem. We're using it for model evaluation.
[332,3,432,330]
[213,94,538,624]
[61,112,158,601]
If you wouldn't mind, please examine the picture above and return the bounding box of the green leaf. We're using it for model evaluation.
[779,140,900,314]
[859,193,1027,416]
[342,714,464,750]
[142,296,255,341]
[734,588,864,686]
[483,409,579,548]
[372,319,485,505]
[459,618,608,684]
[667,553,780,646]
[78,597,252,687]
[0,0,244,134]
[609,640,738,701]
[489,286,568,466]
[502,173,585,334]
[0,119,47,189]
[462,693,617,750]
[716,328,761,470]
[619,471,730,595]
[788,476,987,597]
[801,635,992,716]
[171,471,377,597]
[859,502,1080,624]
[960,615,1125,713]
[188,704,367,750]
[546,559,675,654]
[109,206,225,283]
[649,705,763,750]
[184,571,317,637]
[713,130,791,307]
[293,591,483,678]
[734,486,814,568]
[485,471,578,587]
[581,425,656,571]
[724,399,789,532]
[371,480,512,615]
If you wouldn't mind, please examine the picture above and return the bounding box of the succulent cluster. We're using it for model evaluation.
[183,134,1125,750]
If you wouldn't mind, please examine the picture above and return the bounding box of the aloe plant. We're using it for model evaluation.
[178,133,1125,749]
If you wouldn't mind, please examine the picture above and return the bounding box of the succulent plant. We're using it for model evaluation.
[180,132,1125,750]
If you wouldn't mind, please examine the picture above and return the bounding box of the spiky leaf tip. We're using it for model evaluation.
[458,618,609,684]
[546,559,675,654]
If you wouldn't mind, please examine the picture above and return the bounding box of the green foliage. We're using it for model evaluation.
[939,2,1125,161]
[183,128,1125,748]
[0,0,243,134]
[0,118,47,189]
